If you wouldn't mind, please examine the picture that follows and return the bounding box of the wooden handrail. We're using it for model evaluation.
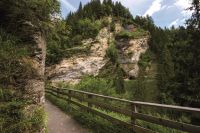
[46,86,200,133]
[50,86,200,113]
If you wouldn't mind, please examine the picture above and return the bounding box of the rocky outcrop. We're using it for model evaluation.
[118,37,149,78]
[46,28,111,84]
[46,23,149,84]
[115,22,123,33]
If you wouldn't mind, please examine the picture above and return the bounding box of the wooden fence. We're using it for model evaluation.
[45,86,200,133]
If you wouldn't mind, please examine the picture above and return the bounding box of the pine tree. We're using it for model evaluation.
[78,2,83,11]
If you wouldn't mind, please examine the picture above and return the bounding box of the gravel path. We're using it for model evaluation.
[45,100,88,133]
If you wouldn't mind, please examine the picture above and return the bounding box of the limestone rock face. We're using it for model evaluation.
[46,24,149,84]
[119,37,149,78]
[46,28,110,84]
[115,23,123,33]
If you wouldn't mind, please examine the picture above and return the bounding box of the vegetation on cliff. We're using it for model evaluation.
[1,0,200,132]
[0,0,59,132]
[46,0,135,66]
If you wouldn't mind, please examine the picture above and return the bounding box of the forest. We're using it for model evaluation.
[0,0,200,133]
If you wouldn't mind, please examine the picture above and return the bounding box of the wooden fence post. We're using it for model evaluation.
[131,104,138,132]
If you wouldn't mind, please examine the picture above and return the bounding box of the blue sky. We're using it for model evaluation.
[59,0,192,28]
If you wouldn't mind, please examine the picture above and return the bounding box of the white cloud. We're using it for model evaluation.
[181,10,192,17]
[175,0,190,9]
[168,19,179,27]
[60,0,76,12]
[143,0,163,16]
[174,0,192,17]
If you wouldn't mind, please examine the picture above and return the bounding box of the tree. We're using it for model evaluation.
[114,67,125,94]
[78,2,83,11]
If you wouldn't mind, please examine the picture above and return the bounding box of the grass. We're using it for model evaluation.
[0,101,46,133]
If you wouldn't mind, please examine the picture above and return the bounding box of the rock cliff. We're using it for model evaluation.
[117,37,149,78]
[46,23,149,84]
[46,27,111,84]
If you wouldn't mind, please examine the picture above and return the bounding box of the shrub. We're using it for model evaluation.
[116,28,148,39]
[101,18,110,28]
[46,41,65,65]
[75,18,101,39]
[110,22,115,32]
[75,76,115,96]
[106,41,119,63]
[114,67,125,94]
[138,50,153,70]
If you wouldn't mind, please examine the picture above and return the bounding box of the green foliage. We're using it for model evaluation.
[114,67,125,94]
[110,21,115,32]
[67,0,132,23]
[46,0,136,66]
[75,76,116,96]
[104,40,126,94]
[73,18,101,39]
[98,62,119,81]
[69,18,102,41]
[0,0,60,42]
[0,0,58,132]
[134,16,175,104]
[116,28,148,39]
[46,18,101,65]
[133,3,200,115]
[0,29,36,91]
[0,103,46,133]
[46,88,188,133]
[0,29,45,131]
[46,41,65,65]
[101,18,110,28]
[106,41,119,63]
[138,50,154,70]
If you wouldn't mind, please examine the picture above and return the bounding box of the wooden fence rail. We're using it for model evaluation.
[45,86,200,133]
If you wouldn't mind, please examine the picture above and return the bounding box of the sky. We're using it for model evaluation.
[59,0,193,28]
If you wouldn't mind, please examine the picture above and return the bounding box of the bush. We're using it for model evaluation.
[114,67,125,94]
[101,18,110,28]
[46,41,65,66]
[73,18,101,39]
[75,76,115,96]
[106,41,119,63]
[71,35,83,45]
[110,22,115,32]
[138,50,154,70]
[116,28,148,39]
